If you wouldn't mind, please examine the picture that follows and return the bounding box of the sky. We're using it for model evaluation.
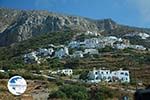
[0,0,150,28]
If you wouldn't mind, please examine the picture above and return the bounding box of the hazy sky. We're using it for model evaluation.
[0,0,150,28]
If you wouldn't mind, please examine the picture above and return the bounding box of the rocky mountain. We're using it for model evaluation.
[0,8,150,46]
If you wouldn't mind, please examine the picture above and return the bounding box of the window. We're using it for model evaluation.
[95,72,98,75]
[125,73,128,76]
[103,76,106,80]
[96,77,99,80]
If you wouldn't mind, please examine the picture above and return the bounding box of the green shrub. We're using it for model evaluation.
[90,86,115,100]
[49,90,67,99]
[49,84,88,100]
[0,72,9,79]
[98,46,115,52]
[79,71,89,80]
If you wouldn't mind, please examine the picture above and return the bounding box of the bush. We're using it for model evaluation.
[0,72,9,79]
[8,70,45,80]
[49,84,88,100]
[72,91,87,100]
[79,71,89,80]
[98,46,114,52]
[48,58,64,69]
[64,58,80,68]
[49,90,67,99]
[90,86,114,100]
[95,91,105,100]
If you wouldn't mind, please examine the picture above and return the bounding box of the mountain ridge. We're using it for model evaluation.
[0,8,150,46]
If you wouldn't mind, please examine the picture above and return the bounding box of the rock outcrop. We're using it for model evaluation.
[0,8,119,46]
[0,8,149,46]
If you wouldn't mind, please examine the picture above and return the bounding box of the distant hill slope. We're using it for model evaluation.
[0,8,150,46]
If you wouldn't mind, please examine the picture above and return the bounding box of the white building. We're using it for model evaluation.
[138,32,150,39]
[84,31,99,36]
[55,47,69,59]
[113,39,130,50]
[124,32,150,40]
[72,51,84,58]
[38,48,54,56]
[111,69,130,83]
[84,38,99,48]
[57,69,73,76]
[0,70,5,73]
[114,43,129,49]
[88,69,111,83]
[48,44,64,48]
[130,45,146,51]
[24,51,40,64]
[106,36,118,41]
[103,36,118,47]
[87,68,130,83]
[84,49,99,55]
[68,41,80,48]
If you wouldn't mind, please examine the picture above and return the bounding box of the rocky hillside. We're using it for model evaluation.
[0,8,150,46]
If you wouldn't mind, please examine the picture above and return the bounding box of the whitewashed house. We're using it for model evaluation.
[87,68,130,83]
[51,71,58,75]
[84,31,99,36]
[57,69,73,76]
[84,49,99,55]
[72,51,84,58]
[114,43,128,49]
[138,32,150,39]
[55,47,69,59]
[24,51,40,64]
[106,36,118,41]
[87,70,101,83]
[38,48,54,56]
[124,33,135,37]
[48,44,64,48]
[68,41,80,48]
[99,69,111,82]
[84,38,99,48]
[118,38,123,42]
[0,70,5,73]
[87,69,111,83]
[124,32,150,40]
[114,39,130,49]
[111,69,130,83]
[130,45,146,51]
[97,38,107,48]
[103,36,118,47]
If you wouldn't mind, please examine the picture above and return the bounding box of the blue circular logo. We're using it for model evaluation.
[7,76,27,95]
